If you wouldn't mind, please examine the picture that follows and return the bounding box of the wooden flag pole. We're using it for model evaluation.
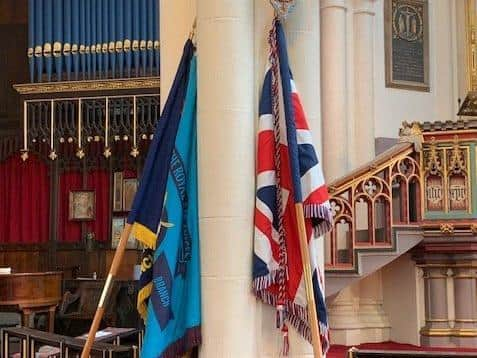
[80,223,132,358]
[294,203,323,358]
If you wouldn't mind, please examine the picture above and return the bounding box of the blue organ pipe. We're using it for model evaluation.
[96,0,103,78]
[147,0,154,75]
[71,0,80,80]
[140,0,147,76]
[79,0,86,79]
[102,0,109,78]
[153,0,159,76]
[117,0,124,78]
[109,0,116,78]
[85,0,92,79]
[35,0,44,82]
[63,0,72,80]
[28,0,35,82]
[44,0,53,81]
[53,0,63,81]
[124,0,132,78]
[132,0,140,76]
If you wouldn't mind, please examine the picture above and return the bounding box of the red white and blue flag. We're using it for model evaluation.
[252,19,333,355]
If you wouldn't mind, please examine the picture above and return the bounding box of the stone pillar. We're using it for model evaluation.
[352,0,375,165]
[321,0,349,181]
[421,267,452,347]
[196,2,258,357]
[452,267,477,346]
[159,0,196,110]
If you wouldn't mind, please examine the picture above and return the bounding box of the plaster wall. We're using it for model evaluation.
[382,253,425,346]
[373,0,467,140]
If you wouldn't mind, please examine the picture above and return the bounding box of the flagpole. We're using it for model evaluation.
[295,203,324,358]
[80,223,132,358]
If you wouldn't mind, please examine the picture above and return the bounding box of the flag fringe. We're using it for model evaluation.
[252,269,279,291]
[137,282,153,320]
[161,326,202,358]
[253,279,330,353]
[304,202,333,237]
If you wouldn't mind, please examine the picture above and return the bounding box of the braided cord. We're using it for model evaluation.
[268,18,288,319]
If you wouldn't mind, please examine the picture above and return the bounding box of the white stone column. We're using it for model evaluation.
[353,0,376,165]
[159,0,196,110]
[196,2,258,357]
[321,0,348,180]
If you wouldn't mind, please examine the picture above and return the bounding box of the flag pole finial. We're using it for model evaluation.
[269,0,296,20]
[189,18,197,43]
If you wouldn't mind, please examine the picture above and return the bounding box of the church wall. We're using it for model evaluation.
[382,253,425,346]
[373,0,466,140]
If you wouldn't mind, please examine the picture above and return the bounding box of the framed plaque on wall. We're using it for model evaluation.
[384,0,429,91]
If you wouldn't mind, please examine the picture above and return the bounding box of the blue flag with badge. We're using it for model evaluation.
[127,40,201,358]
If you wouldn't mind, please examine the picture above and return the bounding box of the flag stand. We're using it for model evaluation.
[294,203,324,358]
[80,223,132,358]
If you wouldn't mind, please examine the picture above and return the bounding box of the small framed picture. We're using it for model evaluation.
[69,190,95,221]
[111,217,125,249]
[111,217,137,249]
[123,178,138,212]
[113,172,123,212]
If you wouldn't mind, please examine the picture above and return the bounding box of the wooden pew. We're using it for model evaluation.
[2,326,137,358]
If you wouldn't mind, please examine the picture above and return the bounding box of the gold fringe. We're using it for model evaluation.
[137,282,153,320]
[132,222,157,250]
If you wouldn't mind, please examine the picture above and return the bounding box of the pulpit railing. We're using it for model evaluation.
[325,143,422,270]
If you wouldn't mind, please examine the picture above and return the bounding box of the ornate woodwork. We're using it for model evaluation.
[0,271,62,332]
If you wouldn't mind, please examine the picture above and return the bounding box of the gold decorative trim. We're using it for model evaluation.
[421,328,477,337]
[13,77,160,95]
[440,223,455,235]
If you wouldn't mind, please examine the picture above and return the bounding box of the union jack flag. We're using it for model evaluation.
[252,19,333,355]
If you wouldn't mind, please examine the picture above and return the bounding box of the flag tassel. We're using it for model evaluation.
[281,325,290,357]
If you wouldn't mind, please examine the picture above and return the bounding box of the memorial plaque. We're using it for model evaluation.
[385,0,429,91]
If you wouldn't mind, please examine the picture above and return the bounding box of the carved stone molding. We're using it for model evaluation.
[13,77,160,95]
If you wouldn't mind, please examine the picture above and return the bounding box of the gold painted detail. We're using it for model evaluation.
[27,48,33,58]
[421,327,477,337]
[399,121,423,151]
[440,223,454,235]
[71,44,78,55]
[471,224,477,235]
[448,136,465,174]
[14,77,160,95]
[425,138,442,174]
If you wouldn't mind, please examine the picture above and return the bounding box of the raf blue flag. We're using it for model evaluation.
[127,40,201,358]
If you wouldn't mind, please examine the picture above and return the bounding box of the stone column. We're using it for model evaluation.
[453,267,477,346]
[352,0,375,165]
[196,2,258,357]
[159,0,196,110]
[321,0,348,181]
[421,267,452,347]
